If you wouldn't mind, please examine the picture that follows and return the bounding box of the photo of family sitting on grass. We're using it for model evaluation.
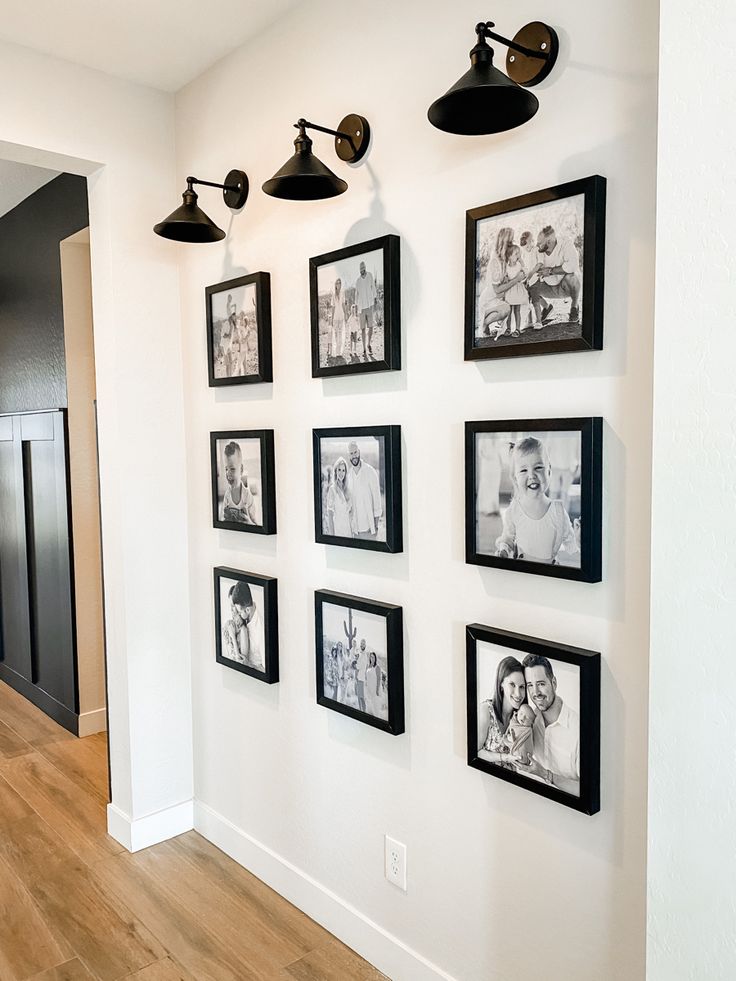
[465,177,606,360]
[474,195,584,345]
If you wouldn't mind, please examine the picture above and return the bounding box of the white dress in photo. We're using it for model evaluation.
[327,484,353,537]
[504,259,529,306]
[499,499,578,564]
[331,296,346,358]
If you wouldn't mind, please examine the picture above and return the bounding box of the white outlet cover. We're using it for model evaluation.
[384,835,407,891]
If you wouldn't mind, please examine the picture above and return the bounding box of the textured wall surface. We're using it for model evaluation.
[0,172,88,414]
[176,0,659,978]
[647,2,736,979]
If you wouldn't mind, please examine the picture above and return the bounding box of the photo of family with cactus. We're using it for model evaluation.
[320,602,389,722]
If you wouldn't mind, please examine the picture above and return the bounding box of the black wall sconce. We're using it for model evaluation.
[428,21,559,135]
[262,115,370,201]
[154,170,249,242]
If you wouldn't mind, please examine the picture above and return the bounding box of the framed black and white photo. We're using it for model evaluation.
[214,567,278,683]
[313,426,402,553]
[465,176,606,361]
[465,418,602,582]
[206,272,273,385]
[315,590,404,735]
[210,430,277,535]
[466,624,600,814]
[310,235,401,377]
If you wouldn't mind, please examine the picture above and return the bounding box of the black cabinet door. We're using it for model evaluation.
[0,411,78,730]
[0,414,33,681]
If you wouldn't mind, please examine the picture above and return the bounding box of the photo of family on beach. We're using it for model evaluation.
[210,430,277,535]
[206,272,272,385]
[315,590,404,735]
[465,418,603,582]
[465,177,606,360]
[313,426,402,552]
[214,568,279,684]
[466,624,600,814]
[310,235,400,377]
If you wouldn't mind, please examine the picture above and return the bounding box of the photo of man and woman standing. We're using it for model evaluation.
[472,192,585,351]
[320,600,389,722]
[317,434,386,543]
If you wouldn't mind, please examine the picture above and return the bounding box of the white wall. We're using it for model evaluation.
[176,0,659,978]
[0,43,194,844]
[647,3,736,979]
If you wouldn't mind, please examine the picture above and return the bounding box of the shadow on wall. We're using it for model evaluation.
[318,162,420,399]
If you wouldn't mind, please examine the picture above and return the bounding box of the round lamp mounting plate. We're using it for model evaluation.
[335,114,370,163]
[223,169,249,209]
[506,22,559,87]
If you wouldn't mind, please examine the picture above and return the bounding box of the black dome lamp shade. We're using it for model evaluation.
[428,21,559,135]
[262,115,370,201]
[154,170,249,242]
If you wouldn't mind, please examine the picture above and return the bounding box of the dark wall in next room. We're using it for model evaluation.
[0,173,89,414]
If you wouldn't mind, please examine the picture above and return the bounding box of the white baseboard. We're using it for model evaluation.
[193,800,456,981]
[78,707,107,737]
[107,799,194,853]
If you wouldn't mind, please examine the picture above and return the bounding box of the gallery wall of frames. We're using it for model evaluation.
[173,3,660,977]
[201,174,606,814]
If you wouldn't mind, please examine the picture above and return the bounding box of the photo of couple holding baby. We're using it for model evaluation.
[467,181,602,360]
[476,646,581,798]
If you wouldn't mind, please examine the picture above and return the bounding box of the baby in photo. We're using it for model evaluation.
[505,703,535,764]
[222,441,257,524]
[495,436,580,564]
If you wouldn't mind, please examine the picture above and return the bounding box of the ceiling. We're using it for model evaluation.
[0,0,304,92]
[0,160,60,219]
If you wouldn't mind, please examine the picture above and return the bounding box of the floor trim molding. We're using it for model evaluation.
[193,800,456,981]
[78,707,107,737]
[107,799,194,853]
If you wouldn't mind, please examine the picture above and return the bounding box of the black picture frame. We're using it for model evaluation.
[309,234,401,378]
[312,425,402,553]
[465,417,602,583]
[214,567,279,684]
[315,589,404,735]
[206,272,273,385]
[466,623,600,815]
[465,175,606,361]
[210,429,277,535]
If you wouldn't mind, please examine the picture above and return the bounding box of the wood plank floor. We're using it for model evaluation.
[0,682,386,981]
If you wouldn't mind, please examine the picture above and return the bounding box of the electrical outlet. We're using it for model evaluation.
[384,835,407,891]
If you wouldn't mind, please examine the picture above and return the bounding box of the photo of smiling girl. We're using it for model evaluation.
[473,430,582,569]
